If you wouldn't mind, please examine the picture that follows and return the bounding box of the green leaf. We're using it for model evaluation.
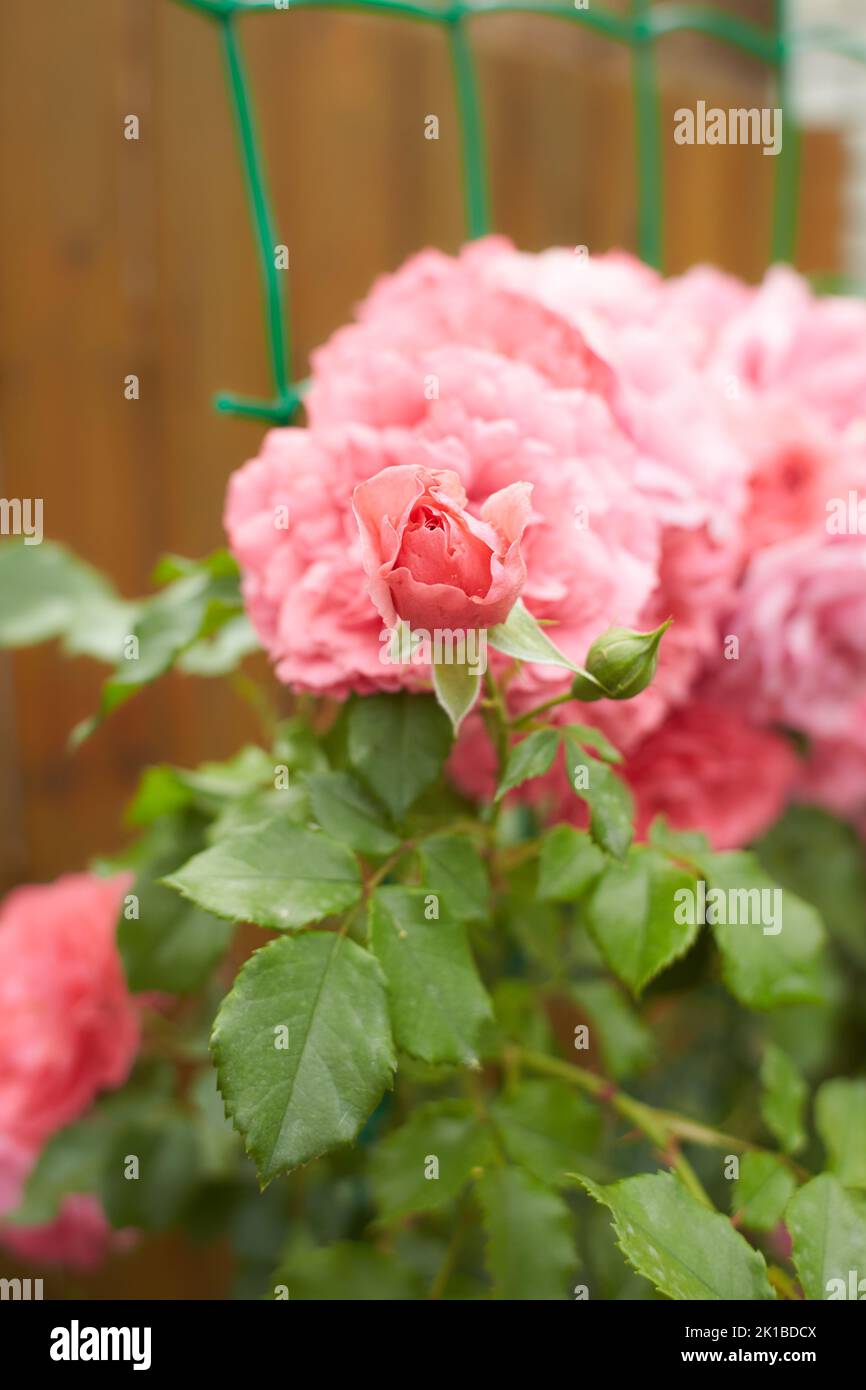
[0,540,130,651]
[787,1175,866,1300]
[274,1242,424,1300]
[178,613,260,676]
[150,547,240,585]
[127,766,192,827]
[731,1153,797,1232]
[500,865,563,973]
[306,771,399,856]
[487,599,596,681]
[64,592,142,663]
[491,1080,601,1187]
[563,731,633,858]
[119,829,234,994]
[417,833,489,921]
[478,1166,576,1300]
[272,716,331,777]
[370,1100,495,1220]
[706,852,825,1009]
[164,819,361,930]
[586,846,699,993]
[118,811,234,1000]
[756,805,866,970]
[10,1119,114,1226]
[189,1068,239,1178]
[569,980,655,1079]
[211,932,396,1182]
[175,745,274,802]
[538,825,606,902]
[74,557,244,742]
[207,787,308,842]
[573,1171,775,1300]
[648,817,711,867]
[561,723,622,765]
[368,887,493,1065]
[348,693,452,820]
[495,729,559,801]
[101,1116,201,1231]
[815,1079,866,1188]
[127,748,283,839]
[106,572,224,685]
[432,659,481,733]
[491,979,557,1055]
[760,1045,808,1155]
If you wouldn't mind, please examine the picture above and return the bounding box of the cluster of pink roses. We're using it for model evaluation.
[225,238,866,848]
[0,873,140,1269]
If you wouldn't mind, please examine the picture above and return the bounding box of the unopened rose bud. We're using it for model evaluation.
[569,669,606,702]
[583,620,672,700]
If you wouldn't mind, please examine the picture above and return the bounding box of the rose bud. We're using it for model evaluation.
[353,464,532,632]
[580,619,672,700]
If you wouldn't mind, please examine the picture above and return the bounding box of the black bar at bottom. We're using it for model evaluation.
[0,1295,856,1375]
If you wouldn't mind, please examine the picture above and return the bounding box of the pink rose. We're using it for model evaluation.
[734,401,839,554]
[0,873,140,1148]
[352,464,531,631]
[225,238,739,719]
[721,533,866,740]
[623,704,798,850]
[706,266,866,434]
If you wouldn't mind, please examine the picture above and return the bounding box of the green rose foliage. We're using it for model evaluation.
[5,547,859,1301]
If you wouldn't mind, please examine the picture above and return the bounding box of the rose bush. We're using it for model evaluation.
[225,241,866,833]
[2,240,866,1301]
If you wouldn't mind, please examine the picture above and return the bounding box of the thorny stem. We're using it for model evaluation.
[230,671,279,740]
[365,843,417,895]
[651,1109,811,1182]
[512,1047,810,1205]
[339,841,419,938]
[484,670,510,763]
[513,1048,713,1205]
[428,1197,472,1300]
[768,1265,803,1301]
[483,670,513,843]
[508,689,579,729]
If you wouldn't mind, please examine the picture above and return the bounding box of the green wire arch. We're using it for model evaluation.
[172,0,866,424]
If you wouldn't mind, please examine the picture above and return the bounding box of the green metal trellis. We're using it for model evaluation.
[173,0,866,424]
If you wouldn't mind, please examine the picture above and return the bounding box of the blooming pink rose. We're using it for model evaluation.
[0,1134,128,1271]
[623,704,798,850]
[225,372,659,703]
[733,401,839,554]
[226,238,750,726]
[352,463,531,631]
[226,233,866,819]
[721,533,866,740]
[0,873,140,1148]
[306,238,630,427]
[706,267,866,435]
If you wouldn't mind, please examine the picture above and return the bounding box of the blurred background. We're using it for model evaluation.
[1,0,865,1298]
